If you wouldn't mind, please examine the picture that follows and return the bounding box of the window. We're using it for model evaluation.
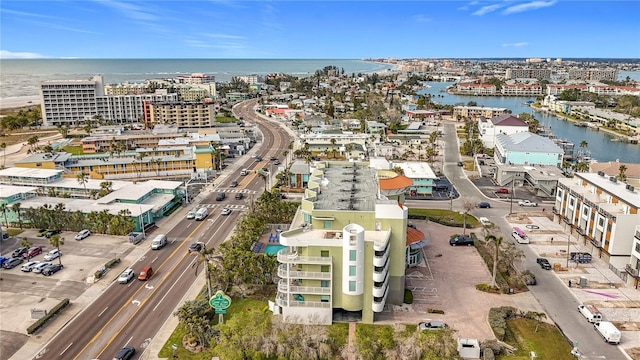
[349,266,357,276]
[349,250,357,261]
[321,265,330,273]
[349,281,356,292]
[324,221,332,229]
[320,280,329,288]
[321,250,329,258]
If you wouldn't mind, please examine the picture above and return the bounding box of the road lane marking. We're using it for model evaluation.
[89,221,208,360]
[152,256,198,312]
[124,336,133,346]
[151,256,159,263]
[144,284,154,289]
[60,343,73,356]
[131,300,140,306]
[98,307,109,318]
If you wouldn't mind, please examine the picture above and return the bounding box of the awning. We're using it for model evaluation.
[312,216,335,221]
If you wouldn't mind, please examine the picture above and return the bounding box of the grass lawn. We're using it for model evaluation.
[5,228,25,237]
[216,116,238,123]
[498,318,574,360]
[63,145,84,155]
[409,208,479,228]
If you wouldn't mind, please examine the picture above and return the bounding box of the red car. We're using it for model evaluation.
[495,188,509,194]
[24,246,43,259]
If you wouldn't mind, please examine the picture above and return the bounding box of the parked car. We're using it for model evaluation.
[274,159,280,165]
[518,200,538,207]
[43,249,62,261]
[230,180,239,188]
[418,321,448,331]
[189,242,203,253]
[75,229,91,240]
[113,346,136,360]
[2,257,24,269]
[449,236,474,246]
[32,262,52,274]
[118,268,135,284]
[216,193,226,201]
[537,258,552,270]
[1,232,8,240]
[221,208,232,216]
[12,247,29,258]
[235,192,244,200]
[42,263,64,276]
[37,229,49,237]
[270,156,278,161]
[45,229,61,238]
[457,161,464,167]
[21,260,40,272]
[0,256,9,267]
[477,202,491,208]
[24,246,43,259]
[479,217,492,226]
[495,188,509,194]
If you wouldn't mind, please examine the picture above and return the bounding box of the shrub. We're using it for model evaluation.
[481,340,503,355]
[482,348,495,360]
[404,289,414,304]
[27,298,70,334]
[488,306,518,341]
[105,258,121,269]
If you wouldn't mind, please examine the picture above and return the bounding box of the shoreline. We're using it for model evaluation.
[529,105,639,145]
[0,95,41,110]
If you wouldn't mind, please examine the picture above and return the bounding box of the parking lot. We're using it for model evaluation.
[0,229,138,348]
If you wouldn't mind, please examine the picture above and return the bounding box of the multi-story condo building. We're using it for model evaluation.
[40,76,105,127]
[453,106,508,120]
[478,114,529,148]
[505,68,552,80]
[546,84,588,96]
[500,83,543,96]
[175,73,215,84]
[147,101,217,128]
[554,172,640,287]
[273,162,417,324]
[568,68,618,81]
[453,82,497,95]
[40,76,178,126]
[237,74,264,84]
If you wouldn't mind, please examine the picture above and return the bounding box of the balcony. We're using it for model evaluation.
[277,249,332,264]
[372,275,389,298]
[590,238,602,248]
[635,231,640,240]
[372,259,390,283]
[276,297,331,308]
[576,227,586,236]
[278,265,332,280]
[372,287,389,313]
[278,280,331,295]
[373,247,390,268]
[625,264,639,278]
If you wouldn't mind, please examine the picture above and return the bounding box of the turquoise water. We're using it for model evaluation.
[264,244,287,255]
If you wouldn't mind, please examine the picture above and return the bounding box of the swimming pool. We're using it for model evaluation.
[264,244,287,255]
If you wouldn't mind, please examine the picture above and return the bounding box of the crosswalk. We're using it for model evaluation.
[198,203,248,210]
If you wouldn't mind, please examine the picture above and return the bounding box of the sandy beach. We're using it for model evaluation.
[0,95,41,110]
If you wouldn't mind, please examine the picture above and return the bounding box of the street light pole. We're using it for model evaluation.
[509,175,516,215]
[566,227,572,268]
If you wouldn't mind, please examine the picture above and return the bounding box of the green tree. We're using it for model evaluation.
[618,164,628,181]
[0,142,6,168]
[0,203,8,228]
[21,237,32,248]
[11,203,22,229]
[485,235,502,288]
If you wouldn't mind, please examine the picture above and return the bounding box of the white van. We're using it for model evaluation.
[195,208,209,221]
[593,321,621,344]
[151,234,167,250]
[578,304,603,323]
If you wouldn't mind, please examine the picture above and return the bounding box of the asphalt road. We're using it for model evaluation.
[32,99,294,360]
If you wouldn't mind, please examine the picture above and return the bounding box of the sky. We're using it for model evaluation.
[0,1,639,59]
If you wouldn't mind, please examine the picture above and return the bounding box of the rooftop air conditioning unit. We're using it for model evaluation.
[629,186,635,192]
[609,177,617,183]
[597,171,605,176]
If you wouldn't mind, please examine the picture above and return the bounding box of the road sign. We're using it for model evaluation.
[209,290,232,310]
[215,309,227,314]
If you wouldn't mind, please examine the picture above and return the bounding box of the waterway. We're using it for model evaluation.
[418,82,639,163]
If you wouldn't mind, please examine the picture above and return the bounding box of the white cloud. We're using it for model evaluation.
[97,0,158,21]
[0,50,47,59]
[458,1,479,11]
[502,42,529,47]
[503,1,557,15]
[413,14,432,23]
[203,33,245,40]
[472,4,503,16]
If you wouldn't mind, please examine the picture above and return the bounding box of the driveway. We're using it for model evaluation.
[377,220,547,341]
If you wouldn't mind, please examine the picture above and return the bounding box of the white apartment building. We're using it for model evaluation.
[478,114,529,148]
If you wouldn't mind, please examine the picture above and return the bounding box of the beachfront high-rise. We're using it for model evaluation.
[272,161,416,325]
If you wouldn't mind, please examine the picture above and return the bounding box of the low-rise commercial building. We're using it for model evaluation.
[494,132,564,167]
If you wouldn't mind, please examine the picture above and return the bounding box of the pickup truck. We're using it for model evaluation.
[518,200,538,207]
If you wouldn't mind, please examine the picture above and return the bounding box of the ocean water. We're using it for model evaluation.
[0,59,393,99]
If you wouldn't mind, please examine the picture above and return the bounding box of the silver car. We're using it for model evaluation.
[118,268,135,284]
[21,261,40,272]
[32,262,52,273]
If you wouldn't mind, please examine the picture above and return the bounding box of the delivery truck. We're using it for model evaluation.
[593,321,621,344]
[578,304,603,323]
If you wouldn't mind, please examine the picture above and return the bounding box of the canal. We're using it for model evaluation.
[418,82,639,163]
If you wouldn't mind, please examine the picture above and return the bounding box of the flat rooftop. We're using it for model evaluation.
[314,163,378,211]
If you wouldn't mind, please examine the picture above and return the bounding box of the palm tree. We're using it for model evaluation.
[21,237,33,248]
[572,161,589,173]
[49,234,64,265]
[192,244,215,298]
[618,164,628,182]
[0,203,9,228]
[579,140,588,149]
[10,203,22,229]
[27,135,39,152]
[0,142,6,168]
[77,172,89,197]
[485,235,502,288]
